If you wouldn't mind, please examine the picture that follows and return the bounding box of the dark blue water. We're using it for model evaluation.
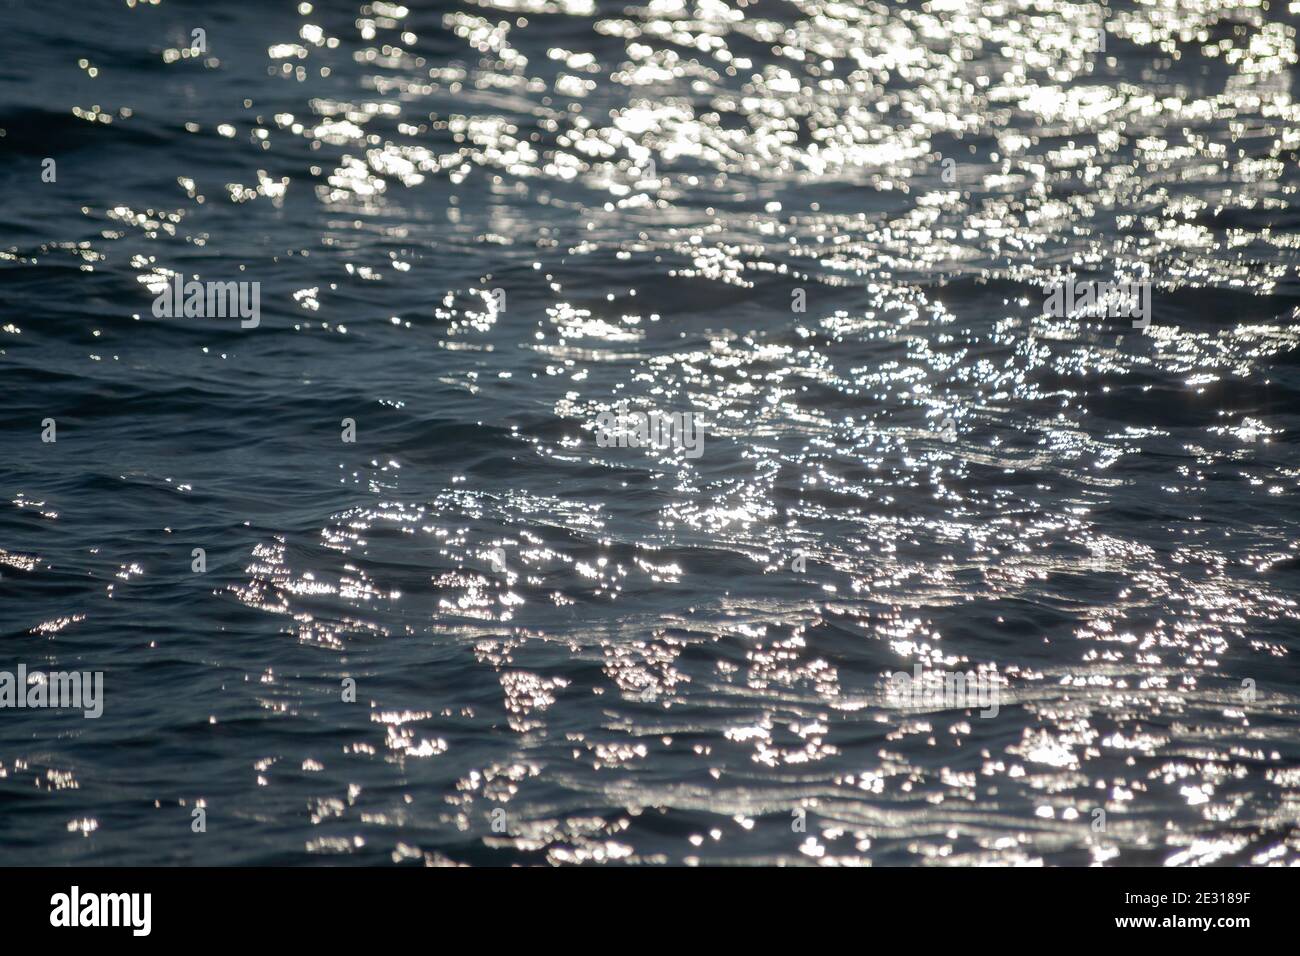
[2,0,1300,865]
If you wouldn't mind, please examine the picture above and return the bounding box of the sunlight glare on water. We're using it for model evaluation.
[1,0,1299,866]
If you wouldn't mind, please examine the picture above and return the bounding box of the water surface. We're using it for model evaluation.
[2,0,1299,865]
